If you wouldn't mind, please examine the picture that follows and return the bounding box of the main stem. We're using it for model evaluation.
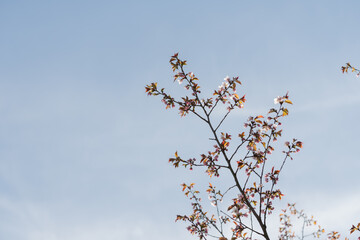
[206,118,270,240]
[180,65,270,239]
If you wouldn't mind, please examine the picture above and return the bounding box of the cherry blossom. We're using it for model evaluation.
[274,96,283,104]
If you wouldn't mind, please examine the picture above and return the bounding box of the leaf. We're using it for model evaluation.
[268,108,277,114]
[282,108,289,116]
[285,99,293,104]
[238,132,245,138]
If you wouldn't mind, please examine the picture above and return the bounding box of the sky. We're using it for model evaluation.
[0,1,360,239]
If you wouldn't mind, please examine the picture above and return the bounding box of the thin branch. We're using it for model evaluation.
[190,189,224,237]
[190,109,208,123]
[229,133,252,162]
[208,98,221,116]
[214,110,231,132]
[301,215,306,240]
[214,196,223,233]
[235,150,251,175]
[208,83,233,116]
[259,105,282,221]
[250,211,254,240]
[220,185,237,200]
[264,153,290,223]
[220,210,264,237]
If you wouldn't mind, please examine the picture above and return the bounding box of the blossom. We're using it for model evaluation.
[218,81,229,90]
[260,126,270,132]
[224,76,230,82]
[229,94,236,101]
[232,206,239,215]
[274,96,283,104]
[178,79,184,84]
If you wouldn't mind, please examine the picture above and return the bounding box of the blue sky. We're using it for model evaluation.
[0,1,359,239]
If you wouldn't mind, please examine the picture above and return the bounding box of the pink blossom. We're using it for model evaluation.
[218,81,229,90]
[265,175,269,183]
[232,206,239,215]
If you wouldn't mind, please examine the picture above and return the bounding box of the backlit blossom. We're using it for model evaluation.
[218,81,229,90]
[274,96,283,104]
[232,206,240,215]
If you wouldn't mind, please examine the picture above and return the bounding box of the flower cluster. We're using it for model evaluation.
[279,203,325,240]
[274,93,292,105]
[146,54,305,240]
[206,183,224,209]
[214,76,245,111]
[176,183,216,240]
[228,194,250,218]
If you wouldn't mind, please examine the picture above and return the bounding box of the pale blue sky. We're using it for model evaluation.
[0,1,359,239]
